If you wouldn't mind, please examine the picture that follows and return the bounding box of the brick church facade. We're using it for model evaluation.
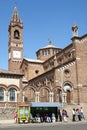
[0,6,87,114]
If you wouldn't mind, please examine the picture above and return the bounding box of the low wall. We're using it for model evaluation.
[0,107,17,120]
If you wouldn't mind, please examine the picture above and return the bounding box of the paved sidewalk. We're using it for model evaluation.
[0,119,87,126]
[0,119,15,124]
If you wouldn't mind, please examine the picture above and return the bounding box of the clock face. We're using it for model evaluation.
[13,51,21,58]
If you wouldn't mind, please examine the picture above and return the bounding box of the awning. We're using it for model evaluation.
[30,102,61,107]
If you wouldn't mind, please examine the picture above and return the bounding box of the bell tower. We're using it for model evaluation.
[8,6,23,73]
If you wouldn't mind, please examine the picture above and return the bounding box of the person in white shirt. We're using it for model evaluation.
[80,107,85,119]
[72,108,76,121]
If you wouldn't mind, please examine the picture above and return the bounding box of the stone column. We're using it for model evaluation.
[22,91,25,102]
[49,92,51,102]
[64,94,67,103]
[62,92,66,103]
[49,92,54,102]
[15,91,19,102]
[35,91,40,102]
[5,91,8,102]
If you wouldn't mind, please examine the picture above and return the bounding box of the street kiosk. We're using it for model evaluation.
[17,103,30,123]
[30,102,61,123]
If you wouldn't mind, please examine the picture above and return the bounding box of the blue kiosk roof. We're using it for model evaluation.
[30,102,61,107]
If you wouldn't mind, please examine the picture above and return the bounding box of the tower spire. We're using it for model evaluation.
[11,5,22,23]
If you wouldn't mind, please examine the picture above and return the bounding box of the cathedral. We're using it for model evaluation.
[0,6,87,119]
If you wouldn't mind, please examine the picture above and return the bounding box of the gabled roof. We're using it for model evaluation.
[24,58,44,63]
[0,68,23,76]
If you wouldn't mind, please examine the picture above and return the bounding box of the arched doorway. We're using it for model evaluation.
[66,90,70,103]
[64,83,72,104]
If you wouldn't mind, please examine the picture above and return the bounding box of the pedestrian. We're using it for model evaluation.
[80,107,85,120]
[72,108,76,121]
[57,108,62,122]
[77,109,81,121]
[64,110,68,122]
[62,109,67,122]
[75,109,79,121]
[13,111,18,123]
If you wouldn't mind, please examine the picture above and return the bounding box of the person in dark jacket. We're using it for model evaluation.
[57,108,62,122]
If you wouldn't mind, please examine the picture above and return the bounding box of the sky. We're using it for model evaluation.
[0,0,87,70]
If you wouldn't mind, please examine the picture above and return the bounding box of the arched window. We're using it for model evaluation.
[14,30,20,39]
[64,69,71,77]
[0,88,4,101]
[64,83,72,92]
[9,88,16,101]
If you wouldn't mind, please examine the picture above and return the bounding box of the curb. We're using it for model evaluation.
[0,120,87,126]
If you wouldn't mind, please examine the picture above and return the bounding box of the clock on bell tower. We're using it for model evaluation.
[8,6,23,73]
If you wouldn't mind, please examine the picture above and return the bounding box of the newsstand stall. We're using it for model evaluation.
[17,103,30,123]
[30,102,61,123]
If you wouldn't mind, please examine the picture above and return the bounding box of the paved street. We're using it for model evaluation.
[0,122,87,130]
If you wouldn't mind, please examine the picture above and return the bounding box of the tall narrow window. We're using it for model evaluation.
[0,88,4,101]
[42,50,45,56]
[9,88,15,101]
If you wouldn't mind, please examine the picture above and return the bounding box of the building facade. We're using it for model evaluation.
[0,6,87,116]
[20,25,87,105]
[7,6,87,105]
